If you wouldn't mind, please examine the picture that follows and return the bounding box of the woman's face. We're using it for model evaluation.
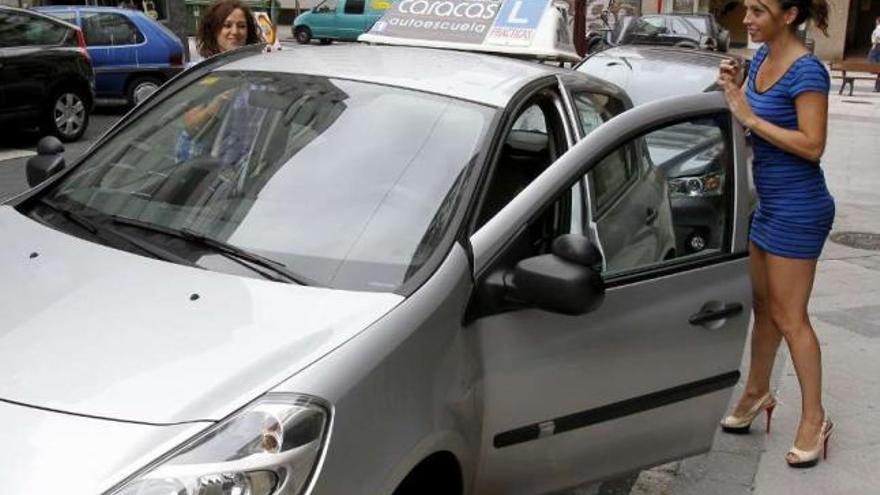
[743,0,795,43]
[216,8,248,53]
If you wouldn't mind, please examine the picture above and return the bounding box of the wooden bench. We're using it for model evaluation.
[829,60,880,96]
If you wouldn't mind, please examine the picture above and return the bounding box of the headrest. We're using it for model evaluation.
[505,130,549,156]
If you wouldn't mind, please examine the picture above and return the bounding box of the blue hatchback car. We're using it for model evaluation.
[35,6,185,107]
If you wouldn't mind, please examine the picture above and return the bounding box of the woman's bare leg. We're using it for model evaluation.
[731,242,784,416]
[763,252,825,453]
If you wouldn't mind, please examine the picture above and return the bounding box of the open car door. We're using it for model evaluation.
[468,92,752,494]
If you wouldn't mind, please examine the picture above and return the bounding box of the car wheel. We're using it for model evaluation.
[126,76,163,108]
[42,88,89,142]
[294,26,312,44]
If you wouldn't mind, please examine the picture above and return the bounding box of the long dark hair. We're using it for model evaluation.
[777,0,830,36]
[197,0,262,58]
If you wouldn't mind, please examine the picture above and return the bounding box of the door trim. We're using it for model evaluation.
[493,370,740,448]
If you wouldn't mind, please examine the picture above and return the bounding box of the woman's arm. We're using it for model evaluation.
[718,60,828,163]
[182,90,233,135]
[742,92,827,163]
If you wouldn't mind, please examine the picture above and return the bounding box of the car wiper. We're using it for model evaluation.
[33,197,202,268]
[105,215,316,286]
[35,197,99,235]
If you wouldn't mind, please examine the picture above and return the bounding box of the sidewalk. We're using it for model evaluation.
[629,79,880,495]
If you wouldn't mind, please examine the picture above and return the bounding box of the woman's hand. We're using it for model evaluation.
[718,60,758,129]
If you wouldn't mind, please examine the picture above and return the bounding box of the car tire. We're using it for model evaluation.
[126,76,163,108]
[42,87,89,143]
[294,26,312,44]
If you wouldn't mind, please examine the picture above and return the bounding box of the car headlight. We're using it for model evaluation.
[669,171,723,197]
[108,394,330,495]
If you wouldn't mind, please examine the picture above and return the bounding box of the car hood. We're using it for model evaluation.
[579,46,723,106]
[0,206,402,424]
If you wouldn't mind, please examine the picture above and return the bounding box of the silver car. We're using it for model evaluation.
[1,43,752,495]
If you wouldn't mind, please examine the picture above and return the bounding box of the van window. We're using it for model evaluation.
[344,0,366,14]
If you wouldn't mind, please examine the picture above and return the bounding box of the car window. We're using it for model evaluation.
[511,104,547,134]
[593,113,734,277]
[82,12,144,46]
[344,0,366,14]
[671,17,695,36]
[476,94,566,231]
[591,146,634,214]
[630,16,664,36]
[572,94,603,137]
[42,71,495,292]
[0,11,69,47]
[684,16,709,34]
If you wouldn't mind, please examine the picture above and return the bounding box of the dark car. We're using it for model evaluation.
[681,13,730,52]
[0,6,95,141]
[36,6,186,107]
[619,14,712,51]
[577,45,751,255]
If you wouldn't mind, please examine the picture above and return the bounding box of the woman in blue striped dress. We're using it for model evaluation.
[716,0,834,468]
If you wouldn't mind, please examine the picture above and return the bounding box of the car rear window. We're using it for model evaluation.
[0,11,70,47]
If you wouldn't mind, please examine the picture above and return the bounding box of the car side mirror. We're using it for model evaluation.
[26,136,66,187]
[511,235,605,316]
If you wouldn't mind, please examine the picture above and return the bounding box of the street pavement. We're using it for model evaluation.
[1,62,877,495]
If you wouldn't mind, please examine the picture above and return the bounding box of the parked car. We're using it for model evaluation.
[681,13,730,52]
[293,0,391,44]
[578,45,750,254]
[35,6,186,107]
[1,8,754,495]
[618,14,713,51]
[0,6,95,142]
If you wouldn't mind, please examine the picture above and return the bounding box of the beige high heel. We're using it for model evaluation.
[720,392,777,434]
[786,417,833,468]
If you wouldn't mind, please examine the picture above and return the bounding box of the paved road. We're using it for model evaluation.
[0,105,127,201]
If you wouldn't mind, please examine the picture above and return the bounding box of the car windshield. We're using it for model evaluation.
[40,70,494,292]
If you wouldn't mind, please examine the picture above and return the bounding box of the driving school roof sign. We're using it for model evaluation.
[359,0,580,62]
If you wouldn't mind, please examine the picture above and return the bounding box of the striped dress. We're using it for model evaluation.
[745,44,835,259]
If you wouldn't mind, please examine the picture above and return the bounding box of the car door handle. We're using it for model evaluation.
[645,207,658,225]
[689,303,743,325]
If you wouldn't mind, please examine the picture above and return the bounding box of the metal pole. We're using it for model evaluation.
[656,0,662,14]
[574,0,586,57]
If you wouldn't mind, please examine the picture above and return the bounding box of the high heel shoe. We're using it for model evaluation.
[720,393,777,434]
[786,417,833,468]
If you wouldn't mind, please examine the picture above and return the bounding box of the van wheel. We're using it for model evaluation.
[295,26,312,44]
[126,76,162,108]
[42,87,89,142]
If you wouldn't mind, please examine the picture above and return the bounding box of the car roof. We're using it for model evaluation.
[577,45,733,106]
[219,43,620,108]
[35,5,145,16]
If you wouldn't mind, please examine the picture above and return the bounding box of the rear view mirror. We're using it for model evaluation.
[511,235,605,315]
[26,136,66,187]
